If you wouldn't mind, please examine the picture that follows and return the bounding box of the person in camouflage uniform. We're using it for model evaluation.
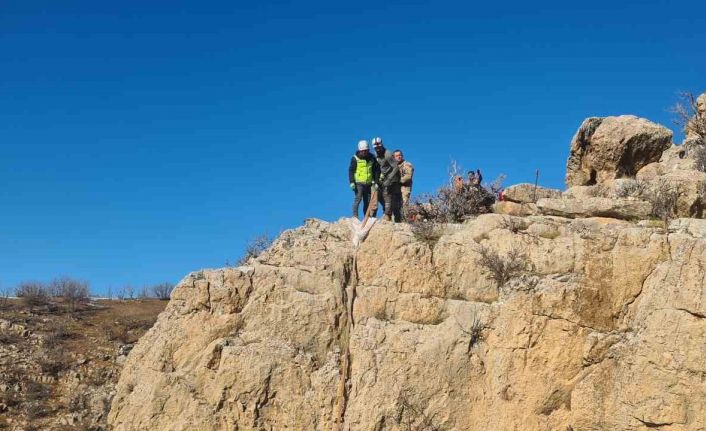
[393,150,414,213]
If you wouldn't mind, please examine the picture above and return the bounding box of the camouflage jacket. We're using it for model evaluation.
[399,160,414,187]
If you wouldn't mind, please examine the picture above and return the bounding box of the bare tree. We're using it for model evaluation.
[235,233,274,266]
[151,282,174,300]
[138,285,150,299]
[50,276,90,312]
[671,91,706,143]
[15,281,50,311]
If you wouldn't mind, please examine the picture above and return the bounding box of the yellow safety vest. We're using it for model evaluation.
[354,156,374,185]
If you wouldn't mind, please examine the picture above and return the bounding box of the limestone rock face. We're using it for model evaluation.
[565,116,672,187]
[536,196,652,220]
[109,215,706,431]
[503,183,562,203]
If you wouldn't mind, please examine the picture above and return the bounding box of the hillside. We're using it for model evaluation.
[0,299,165,431]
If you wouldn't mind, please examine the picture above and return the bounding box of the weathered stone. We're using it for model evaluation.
[492,201,538,216]
[503,183,562,203]
[566,116,672,187]
[536,197,652,220]
[108,216,706,430]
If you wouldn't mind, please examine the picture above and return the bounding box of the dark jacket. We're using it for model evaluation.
[348,152,380,184]
[375,147,400,187]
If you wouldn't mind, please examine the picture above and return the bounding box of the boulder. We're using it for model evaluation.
[503,183,562,203]
[565,116,672,187]
[492,201,538,217]
[536,197,652,220]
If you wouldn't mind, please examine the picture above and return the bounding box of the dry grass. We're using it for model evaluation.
[0,298,165,430]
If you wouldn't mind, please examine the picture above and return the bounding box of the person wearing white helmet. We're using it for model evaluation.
[348,140,380,219]
[372,137,402,222]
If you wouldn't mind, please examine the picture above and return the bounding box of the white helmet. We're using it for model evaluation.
[371,137,383,146]
[357,140,369,151]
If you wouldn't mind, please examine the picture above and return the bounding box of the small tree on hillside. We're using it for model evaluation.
[50,276,90,312]
[234,233,273,266]
[152,282,174,300]
[15,281,49,311]
[671,91,706,143]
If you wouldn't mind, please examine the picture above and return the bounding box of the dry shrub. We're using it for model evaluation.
[0,287,12,310]
[406,162,503,224]
[613,179,649,199]
[671,91,706,143]
[410,220,444,245]
[50,276,90,312]
[152,282,174,300]
[38,350,67,377]
[15,281,49,311]
[0,331,21,345]
[235,233,273,266]
[396,391,441,431]
[105,317,156,344]
[24,381,51,403]
[644,179,680,224]
[475,245,528,287]
[43,324,72,349]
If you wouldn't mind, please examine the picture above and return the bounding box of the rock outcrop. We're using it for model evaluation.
[109,215,706,430]
[565,116,672,187]
[503,183,562,204]
[107,101,706,431]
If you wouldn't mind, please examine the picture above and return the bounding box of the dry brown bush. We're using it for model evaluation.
[50,276,90,312]
[152,282,174,300]
[406,162,503,224]
[396,391,442,431]
[671,91,706,143]
[475,245,528,287]
[643,179,680,224]
[613,179,649,199]
[410,220,445,246]
[235,233,273,266]
[16,281,50,311]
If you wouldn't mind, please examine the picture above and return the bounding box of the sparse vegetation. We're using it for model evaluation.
[234,233,274,266]
[396,391,442,431]
[462,316,484,353]
[613,179,649,199]
[152,282,175,300]
[50,276,90,312]
[671,91,706,143]
[406,162,503,224]
[410,220,445,246]
[15,281,50,311]
[475,245,528,287]
[644,179,680,224]
[0,296,165,430]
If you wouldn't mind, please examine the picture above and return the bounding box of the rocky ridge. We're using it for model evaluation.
[109,94,706,430]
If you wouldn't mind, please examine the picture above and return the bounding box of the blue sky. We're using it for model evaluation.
[1,0,704,294]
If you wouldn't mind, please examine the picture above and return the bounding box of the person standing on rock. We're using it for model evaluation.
[393,149,414,213]
[348,140,379,219]
[372,137,402,222]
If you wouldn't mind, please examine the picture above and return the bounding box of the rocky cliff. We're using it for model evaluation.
[108,98,706,431]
